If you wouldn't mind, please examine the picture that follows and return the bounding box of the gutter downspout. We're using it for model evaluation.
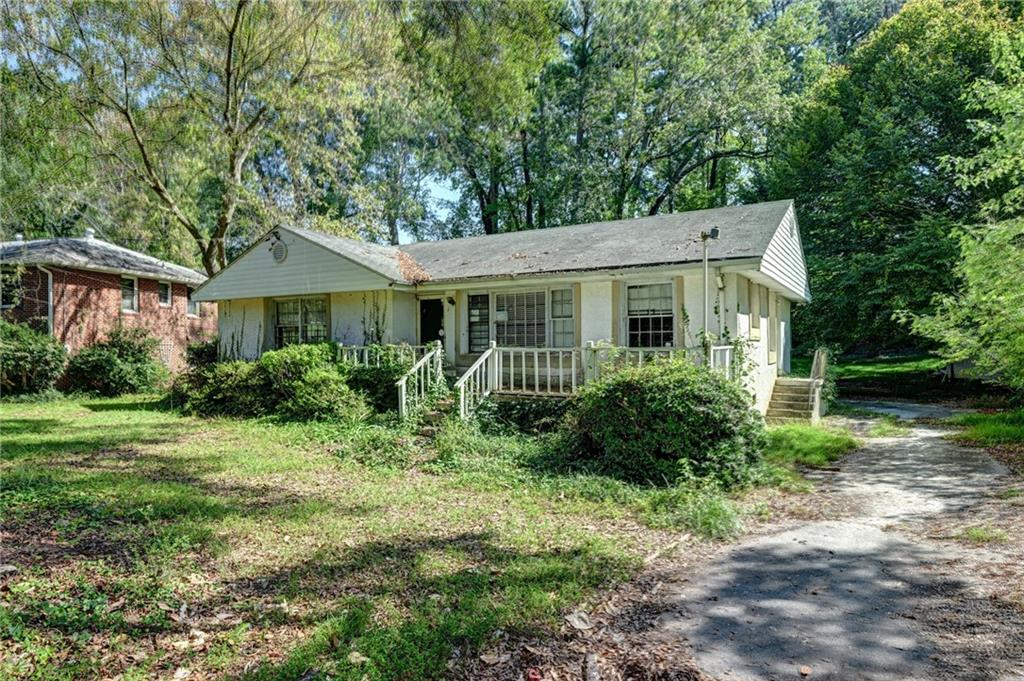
[37,266,54,335]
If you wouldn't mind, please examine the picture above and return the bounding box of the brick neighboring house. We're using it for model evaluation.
[1,229,216,372]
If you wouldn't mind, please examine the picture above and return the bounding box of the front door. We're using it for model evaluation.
[419,299,444,347]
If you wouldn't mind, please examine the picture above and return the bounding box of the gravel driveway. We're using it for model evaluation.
[657,402,1023,681]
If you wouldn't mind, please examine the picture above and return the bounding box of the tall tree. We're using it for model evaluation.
[761,0,1016,352]
[3,0,389,274]
[911,29,1024,390]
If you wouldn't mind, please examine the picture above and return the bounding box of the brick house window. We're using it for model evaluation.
[626,283,673,347]
[120,277,138,312]
[158,281,172,306]
[187,288,200,316]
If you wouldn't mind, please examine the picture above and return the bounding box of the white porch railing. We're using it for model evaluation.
[496,346,582,395]
[454,342,497,419]
[396,342,445,419]
[583,344,703,382]
[337,343,431,366]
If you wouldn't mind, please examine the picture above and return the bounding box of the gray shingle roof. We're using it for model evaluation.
[0,236,207,286]
[399,200,793,282]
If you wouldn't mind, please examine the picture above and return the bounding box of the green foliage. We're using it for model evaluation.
[641,484,742,540]
[473,396,569,435]
[333,424,420,469]
[341,347,413,413]
[764,0,1017,352]
[948,409,1024,447]
[764,423,860,468]
[563,360,766,487]
[185,337,219,370]
[175,360,273,417]
[178,344,369,423]
[64,328,165,396]
[911,32,1024,391]
[0,319,67,395]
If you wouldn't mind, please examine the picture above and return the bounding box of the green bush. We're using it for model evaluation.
[341,347,412,412]
[185,338,219,370]
[277,366,368,422]
[0,320,67,395]
[563,359,766,487]
[475,396,569,435]
[64,328,165,396]
[176,343,369,423]
[175,360,272,417]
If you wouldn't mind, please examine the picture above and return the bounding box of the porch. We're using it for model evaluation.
[337,341,736,419]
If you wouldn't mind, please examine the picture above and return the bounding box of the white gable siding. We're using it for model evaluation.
[218,298,266,359]
[194,230,391,301]
[759,204,810,302]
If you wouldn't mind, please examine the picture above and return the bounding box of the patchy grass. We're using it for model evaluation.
[957,525,1010,544]
[764,423,860,469]
[791,353,945,380]
[1,395,793,680]
[998,488,1023,500]
[948,409,1024,447]
[867,415,913,438]
[0,397,658,679]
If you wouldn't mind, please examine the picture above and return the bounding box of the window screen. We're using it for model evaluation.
[275,300,301,347]
[158,282,171,305]
[550,288,574,347]
[468,294,490,352]
[120,277,138,312]
[626,283,673,348]
[495,291,545,347]
[275,297,327,347]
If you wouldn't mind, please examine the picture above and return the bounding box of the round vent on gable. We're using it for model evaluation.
[271,240,288,264]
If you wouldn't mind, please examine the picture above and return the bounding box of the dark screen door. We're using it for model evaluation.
[419,299,444,346]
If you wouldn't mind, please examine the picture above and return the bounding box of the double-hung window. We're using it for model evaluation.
[158,281,172,306]
[495,291,546,347]
[626,283,673,347]
[275,297,327,347]
[550,288,574,347]
[468,294,490,352]
[120,277,138,313]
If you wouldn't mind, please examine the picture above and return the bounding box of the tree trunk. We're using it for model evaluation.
[520,128,533,230]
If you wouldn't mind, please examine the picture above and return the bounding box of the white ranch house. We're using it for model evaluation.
[192,200,819,419]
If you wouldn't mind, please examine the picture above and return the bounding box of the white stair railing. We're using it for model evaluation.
[396,342,444,419]
[337,343,430,367]
[454,341,497,419]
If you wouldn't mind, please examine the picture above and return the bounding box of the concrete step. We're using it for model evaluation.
[766,416,812,425]
[418,425,439,439]
[772,384,814,394]
[766,407,813,419]
[769,396,814,409]
[775,377,818,387]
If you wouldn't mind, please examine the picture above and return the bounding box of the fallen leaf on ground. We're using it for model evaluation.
[565,611,592,630]
[348,651,369,665]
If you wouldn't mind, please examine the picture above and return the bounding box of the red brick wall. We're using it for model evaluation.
[3,266,217,372]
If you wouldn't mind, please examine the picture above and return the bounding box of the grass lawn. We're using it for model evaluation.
[1,394,796,680]
[0,395,858,679]
[764,423,860,468]
[947,408,1024,475]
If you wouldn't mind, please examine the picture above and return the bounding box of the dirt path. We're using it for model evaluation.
[657,402,1024,681]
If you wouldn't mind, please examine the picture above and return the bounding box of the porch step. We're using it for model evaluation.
[766,376,819,422]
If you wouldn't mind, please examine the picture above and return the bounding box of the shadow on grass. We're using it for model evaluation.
[0,418,65,436]
[209,531,634,681]
[82,398,173,413]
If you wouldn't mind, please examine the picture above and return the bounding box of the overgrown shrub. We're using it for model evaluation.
[475,396,569,435]
[0,320,67,395]
[64,328,165,396]
[175,360,272,417]
[341,347,412,412]
[185,338,219,370]
[177,343,369,422]
[563,359,766,487]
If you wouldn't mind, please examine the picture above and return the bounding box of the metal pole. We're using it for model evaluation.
[703,237,709,362]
